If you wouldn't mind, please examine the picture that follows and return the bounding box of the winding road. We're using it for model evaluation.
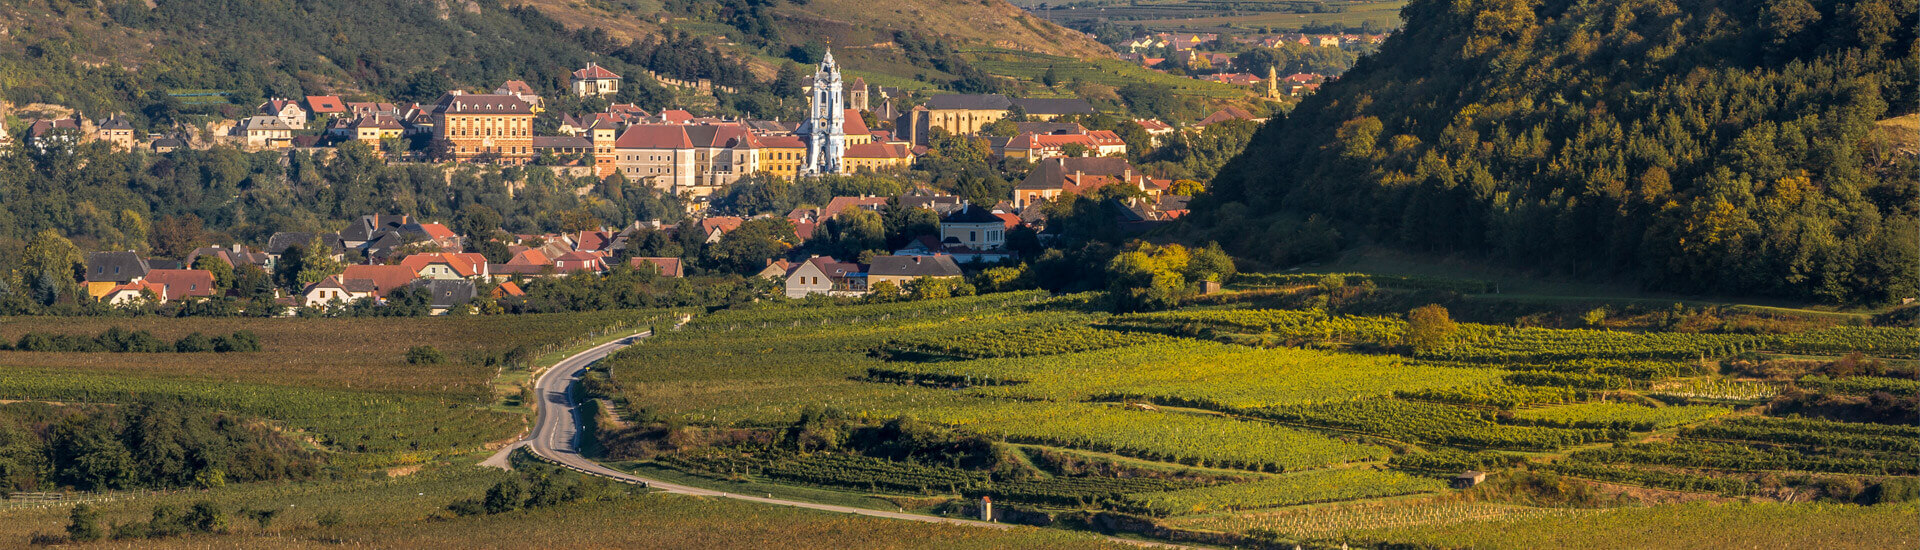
[488,330,1023,528]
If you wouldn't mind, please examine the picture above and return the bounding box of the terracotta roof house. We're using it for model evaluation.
[400,253,489,280]
[571,62,623,97]
[339,264,421,297]
[627,257,684,277]
[575,230,614,252]
[1015,156,1155,208]
[142,269,217,301]
[305,96,347,115]
[507,249,552,266]
[103,281,168,306]
[493,280,526,298]
[553,251,606,274]
[699,216,744,243]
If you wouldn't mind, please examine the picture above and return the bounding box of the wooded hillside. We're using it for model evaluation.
[1194,0,1918,305]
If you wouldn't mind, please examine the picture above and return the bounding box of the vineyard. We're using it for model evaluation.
[1508,403,1730,431]
[870,342,1495,409]
[1255,398,1622,451]
[1119,468,1447,516]
[1166,500,1577,538]
[591,290,1916,544]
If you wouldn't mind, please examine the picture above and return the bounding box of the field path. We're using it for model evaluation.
[496,327,1191,548]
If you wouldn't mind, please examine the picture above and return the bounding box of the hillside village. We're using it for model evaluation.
[3,48,1241,317]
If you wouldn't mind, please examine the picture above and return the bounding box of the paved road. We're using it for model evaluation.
[493,329,1190,548]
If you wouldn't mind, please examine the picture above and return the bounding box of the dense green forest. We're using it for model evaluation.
[1194,0,1919,305]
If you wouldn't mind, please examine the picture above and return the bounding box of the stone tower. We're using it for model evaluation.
[1265,65,1281,101]
[802,50,847,177]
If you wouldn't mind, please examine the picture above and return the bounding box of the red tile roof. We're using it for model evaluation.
[143,269,218,301]
[340,265,420,296]
[842,109,869,136]
[415,223,458,240]
[658,109,694,123]
[400,253,485,277]
[615,125,693,149]
[497,80,537,95]
[700,216,744,235]
[507,249,551,266]
[495,280,526,297]
[627,257,684,277]
[573,63,621,80]
[305,96,346,113]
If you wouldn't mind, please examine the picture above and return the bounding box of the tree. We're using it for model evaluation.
[295,236,342,288]
[23,229,84,287]
[1041,65,1060,87]
[151,215,204,260]
[704,217,797,274]
[1403,304,1456,352]
[67,503,103,542]
[1169,179,1205,196]
[193,255,234,291]
[1105,243,1191,312]
[483,480,524,514]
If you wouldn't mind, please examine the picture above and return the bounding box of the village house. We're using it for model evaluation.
[938,204,1009,251]
[700,216,745,243]
[552,251,607,274]
[571,63,622,97]
[95,115,136,149]
[866,254,963,290]
[408,279,478,315]
[301,275,377,308]
[430,92,536,165]
[27,116,84,151]
[142,269,217,301]
[339,264,422,297]
[784,256,865,298]
[258,98,308,129]
[236,116,296,149]
[1013,156,1160,208]
[102,281,167,306]
[401,252,491,280]
[305,96,348,119]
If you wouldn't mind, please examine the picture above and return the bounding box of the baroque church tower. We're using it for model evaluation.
[801,50,847,177]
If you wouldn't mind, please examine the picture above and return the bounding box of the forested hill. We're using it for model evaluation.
[1192,0,1918,305]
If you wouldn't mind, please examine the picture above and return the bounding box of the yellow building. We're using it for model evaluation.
[844,143,914,173]
[430,92,536,165]
[752,134,808,180]
[922,94,1011,136]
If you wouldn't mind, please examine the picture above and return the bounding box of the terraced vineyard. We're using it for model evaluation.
[593,291,1915,546]
[1121,468,1447,516]
[1167,500,1577,538]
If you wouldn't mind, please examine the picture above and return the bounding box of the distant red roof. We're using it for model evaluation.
[305,96,347,114]
[495,280,526,297]
[416,223,458,241]
[993,213,1021,230]
[615,125,693,149]
[400,253,485,278]
[842,109,869,136]
[658,110,694,123]
[573,63,621,80]
[497,80,537,95]
[340,265,420,296]
[627,257,684,277]
[507,249,551,266]
[142,269,217,300]
[700,216,744,235]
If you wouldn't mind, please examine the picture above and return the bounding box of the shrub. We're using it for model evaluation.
[65,504,102,542]
[406,345,447,365]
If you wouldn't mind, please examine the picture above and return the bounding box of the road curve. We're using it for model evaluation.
[510,330,1015,526]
